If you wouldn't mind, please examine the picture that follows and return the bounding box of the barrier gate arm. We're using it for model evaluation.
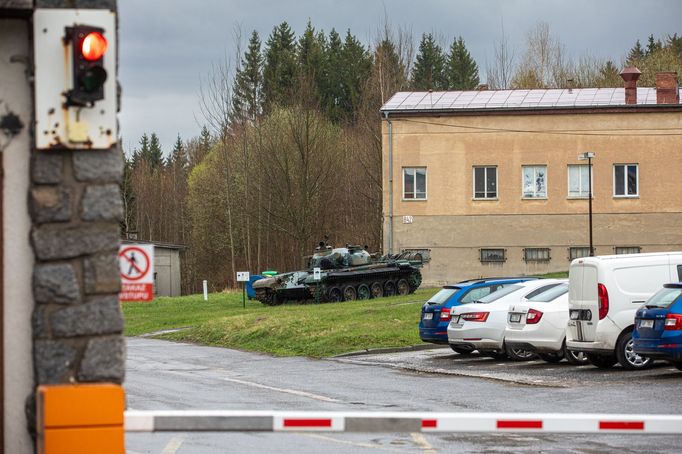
[124,410,682,434]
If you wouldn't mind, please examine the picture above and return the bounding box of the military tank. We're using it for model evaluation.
[252,242,429,306]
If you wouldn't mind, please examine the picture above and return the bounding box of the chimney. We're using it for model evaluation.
[620,67,641,105]
[655,72,680,104]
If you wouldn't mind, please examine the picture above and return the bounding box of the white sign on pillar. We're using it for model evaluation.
[236,271,250,282]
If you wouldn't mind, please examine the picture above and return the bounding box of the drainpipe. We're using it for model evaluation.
[383,111,394,254]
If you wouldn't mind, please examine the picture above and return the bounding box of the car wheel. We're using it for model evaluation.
[370,282,383,299]
[480,350,507,360]
[450,344,474,355]
[564,348,589,365]
[356,284,371,300]
[506,346,537,361]
[539,352,564,363]
[586,353,617,369]
[672,362,682,372]
[616,332,654,370]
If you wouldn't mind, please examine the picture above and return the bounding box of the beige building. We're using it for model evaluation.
[380,71,682,286]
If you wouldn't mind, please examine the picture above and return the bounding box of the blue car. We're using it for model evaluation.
[633,283,682,371]
[419,277,536,354]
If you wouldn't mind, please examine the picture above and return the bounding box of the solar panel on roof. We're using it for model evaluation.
[380,87,678,111]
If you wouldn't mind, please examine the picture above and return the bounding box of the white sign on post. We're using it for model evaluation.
[236,271,250,282]
[313,267,321,281]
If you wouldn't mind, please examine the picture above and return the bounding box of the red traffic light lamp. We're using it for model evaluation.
[65,25,109,106]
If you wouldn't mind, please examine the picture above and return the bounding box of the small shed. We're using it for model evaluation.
[121,240,186,297]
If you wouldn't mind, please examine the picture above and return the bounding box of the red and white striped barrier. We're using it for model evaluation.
[124,410,682,434]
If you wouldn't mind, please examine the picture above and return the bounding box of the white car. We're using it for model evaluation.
[505,283,588,364]
[448,279,566,359]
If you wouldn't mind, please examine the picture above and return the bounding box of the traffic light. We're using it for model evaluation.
[34,9,117,150]
[66,25,109,106]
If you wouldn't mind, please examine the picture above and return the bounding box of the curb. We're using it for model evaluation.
[331,344,448,358]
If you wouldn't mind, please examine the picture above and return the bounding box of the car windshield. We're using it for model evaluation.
[526,283,568,302]
[645,287,682,309]
[427,287,459,305]
[476,284,522,303]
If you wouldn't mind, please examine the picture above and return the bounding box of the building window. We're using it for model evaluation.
[568,165,592,198]
[524,248,551,262]
[473,166,497,199]
[615,246,641,255]
[522,165,547,198]
[614,164,638,197]
[480,248,506,262]
[569,247,590,260]
[403,167,427,200]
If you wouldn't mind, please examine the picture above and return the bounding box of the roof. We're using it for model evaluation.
[381,87,682,112]
[121,239,187,250]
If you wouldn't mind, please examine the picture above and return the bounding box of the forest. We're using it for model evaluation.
[121,20,682,293]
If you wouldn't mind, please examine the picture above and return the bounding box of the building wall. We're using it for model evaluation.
[154,247,182,297]
[382,110,682,284]
[1,18,34,454]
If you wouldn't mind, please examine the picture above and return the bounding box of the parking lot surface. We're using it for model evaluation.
[332,345,682,388]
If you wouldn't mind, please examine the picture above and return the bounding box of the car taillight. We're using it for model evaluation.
[440,307,451,321]
[598,284,609,320]
[664,314,682,330]
[460,312,489,322]
[526,308,543,324]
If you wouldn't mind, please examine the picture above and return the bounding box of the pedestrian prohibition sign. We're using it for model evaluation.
[119,244,154,302]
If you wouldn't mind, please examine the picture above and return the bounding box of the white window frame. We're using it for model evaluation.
[521,165,548,199]
[472,166,498,200]
[613,163,639,198]
[567,164,593,199]
[402,167,427,201]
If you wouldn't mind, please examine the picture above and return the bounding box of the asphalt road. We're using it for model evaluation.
[125,338,682,453]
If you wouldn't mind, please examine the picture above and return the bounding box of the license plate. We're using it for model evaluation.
[509,313,522,323]
[423,313,433,320]
[640,319,654,328]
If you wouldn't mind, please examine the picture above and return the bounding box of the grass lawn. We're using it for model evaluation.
[123,288,439,357]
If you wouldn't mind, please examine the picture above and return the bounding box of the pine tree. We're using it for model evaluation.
[667,33,682,59]
[627,39,645,66]
[262,22,298,110]
[446,36,480,90]
[231,30,263,123]
[170,134,187,171]
[321,28,344,121]
[338,29,372,122]
[296,20,326,104]
[134,133,150,168]
[147,133,163,170]
[646,34,662,56]
[595,60,621,87]
[410,33,447,90]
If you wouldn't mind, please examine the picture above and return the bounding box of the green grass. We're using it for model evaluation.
[122,288,438,357]
[532,271,569,278]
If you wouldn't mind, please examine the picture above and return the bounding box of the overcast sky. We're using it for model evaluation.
[118,0,681,155]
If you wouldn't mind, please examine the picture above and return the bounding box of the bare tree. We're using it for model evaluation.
[487,19,515,89]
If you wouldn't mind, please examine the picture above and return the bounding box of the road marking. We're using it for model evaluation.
[410,432,437,453]
[297,433,403,452]
[161,435,185,454]
[215,372,343,403]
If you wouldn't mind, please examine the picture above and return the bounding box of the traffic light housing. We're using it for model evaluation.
[33,9,117,150]
[66,25,109,106]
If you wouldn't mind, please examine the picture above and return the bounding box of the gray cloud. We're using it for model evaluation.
[118,0,681,154]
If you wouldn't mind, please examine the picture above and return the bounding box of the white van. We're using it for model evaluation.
[566,251,682,370]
